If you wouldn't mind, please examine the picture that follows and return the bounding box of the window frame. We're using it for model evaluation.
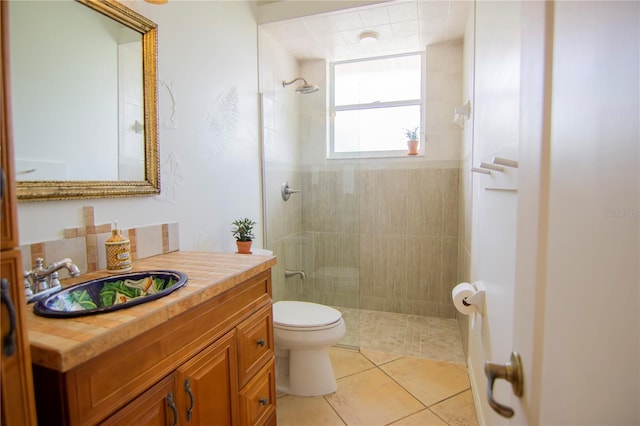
[328,51,426,160]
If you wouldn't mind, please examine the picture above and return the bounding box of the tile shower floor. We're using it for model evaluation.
[276,309,478,426]
[338,308,466,364]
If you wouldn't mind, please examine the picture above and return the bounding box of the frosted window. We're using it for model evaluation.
[334,55,421,105]
[330,52,424,158]
[334,105,421,152]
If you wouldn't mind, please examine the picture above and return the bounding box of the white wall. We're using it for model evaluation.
[17,1,263,254]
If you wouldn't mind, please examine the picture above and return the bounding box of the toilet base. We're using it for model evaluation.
[275,347,337,396]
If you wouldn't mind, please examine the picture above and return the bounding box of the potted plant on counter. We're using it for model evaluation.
[404,127,419,155]
[232,217,256,254]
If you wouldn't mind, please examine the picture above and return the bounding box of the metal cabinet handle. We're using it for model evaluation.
[256,338,266,347]
[484,352,523,418]
[259,398,268,406]
[167,392,178,426]
[1,279,17,357]
[185,378,195,421]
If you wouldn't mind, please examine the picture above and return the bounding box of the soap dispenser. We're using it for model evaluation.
[105,221,132,273]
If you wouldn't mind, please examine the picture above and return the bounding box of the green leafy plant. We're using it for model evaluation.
[231,218,256,242]
[403,127,419,141]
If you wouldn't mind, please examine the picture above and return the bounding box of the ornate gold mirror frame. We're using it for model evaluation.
[15,0,159,202]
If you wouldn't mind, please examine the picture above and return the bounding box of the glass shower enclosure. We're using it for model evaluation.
[259,41,361,348]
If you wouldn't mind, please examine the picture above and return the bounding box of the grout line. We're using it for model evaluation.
[322,394,348,426]
[358,349,407,367]
[428,386,472,408]
[429,407,452,426]
[383,407,447,426]
[334,364,378,381]
[376,362,429,409]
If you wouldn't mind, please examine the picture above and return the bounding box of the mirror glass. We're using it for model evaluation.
[8,0,159,201]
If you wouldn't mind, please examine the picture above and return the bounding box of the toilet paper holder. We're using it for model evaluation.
[462,289,485,308]
[452,282,486,316]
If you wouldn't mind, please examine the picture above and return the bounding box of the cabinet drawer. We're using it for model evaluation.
[236,304,274,388]
[239,358,275,426]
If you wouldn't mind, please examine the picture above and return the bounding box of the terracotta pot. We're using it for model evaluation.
[236,240,253,254]
[407,140,419,155]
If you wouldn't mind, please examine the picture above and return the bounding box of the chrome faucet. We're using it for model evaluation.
[284,269,306,280]
[25,257,80,303]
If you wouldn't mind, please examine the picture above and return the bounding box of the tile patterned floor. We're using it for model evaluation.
[337,308,465,364]
[276,348,478,426]
[276,310,477,426]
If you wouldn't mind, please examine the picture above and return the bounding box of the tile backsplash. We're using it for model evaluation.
[19,206,179,277]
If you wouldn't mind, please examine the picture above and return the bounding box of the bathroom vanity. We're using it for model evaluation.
[25,251,277,425]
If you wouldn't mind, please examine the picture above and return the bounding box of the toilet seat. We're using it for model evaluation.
[273,301,342,330]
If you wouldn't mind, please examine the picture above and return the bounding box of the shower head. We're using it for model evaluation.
[282,77,319,94]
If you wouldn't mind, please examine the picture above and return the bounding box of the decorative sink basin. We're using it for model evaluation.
[33,270,188,318]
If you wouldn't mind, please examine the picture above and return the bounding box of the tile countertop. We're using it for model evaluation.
[25,251,277,373]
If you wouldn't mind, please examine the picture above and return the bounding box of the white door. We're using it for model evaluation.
[470,1,640,425]
[467,1,522,424]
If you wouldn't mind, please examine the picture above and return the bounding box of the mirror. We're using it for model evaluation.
[9,0,159,201]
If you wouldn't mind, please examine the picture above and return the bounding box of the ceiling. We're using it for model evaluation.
[258,0,472,62]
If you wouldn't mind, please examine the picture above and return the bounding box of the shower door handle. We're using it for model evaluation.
[281,182,301,201]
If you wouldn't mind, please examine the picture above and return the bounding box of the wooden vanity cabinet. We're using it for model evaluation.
[33,269,276,426]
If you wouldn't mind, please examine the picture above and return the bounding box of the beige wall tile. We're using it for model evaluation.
[406,236,442,302]
[357,169,376,235]
[43,237,88,276]
[360,295,385,311]
[440,237,459,304]
[135,225,163,260]
[443,168,460,237]
[407,169,443,236]
[95,232,111,271]
[167,222,180,252]
[373,169,408,235]
[19,245,31,272]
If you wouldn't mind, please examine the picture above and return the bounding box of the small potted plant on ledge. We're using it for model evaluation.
[232,217,256,254]
[404,127,419,155]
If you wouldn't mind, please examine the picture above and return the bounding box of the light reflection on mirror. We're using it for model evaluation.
[9,0,144,182]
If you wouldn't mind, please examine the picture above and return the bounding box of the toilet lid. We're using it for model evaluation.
[273,301,342,328]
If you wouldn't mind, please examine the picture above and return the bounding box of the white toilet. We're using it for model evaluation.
[273,301,346,396]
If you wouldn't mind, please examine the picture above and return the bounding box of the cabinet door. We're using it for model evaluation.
[1,250,38,426]
[176,330,239,425]
[100,374,179,426]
